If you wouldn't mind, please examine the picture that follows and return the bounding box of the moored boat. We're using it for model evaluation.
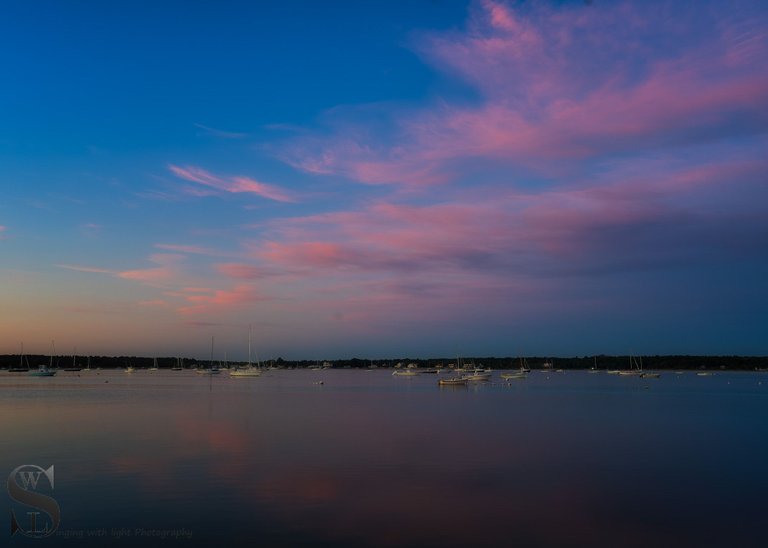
[230,368,261,377]
[231,325,261,377]
[30,343,57,377]
[29,365,56,377]
[438,377,467,386]
[462,369,492,381]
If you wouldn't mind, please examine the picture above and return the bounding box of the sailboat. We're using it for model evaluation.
[29,342,57,377]
[149,357,159,371]
[500,372,526,380]
[171,357,183,371]
[588,356,601,373]
[618,354,643,376]
[638,357,661,378]
[64,349,82,372]
[9,343,29,373]
[197,336,221,374]
[231,325,261,377]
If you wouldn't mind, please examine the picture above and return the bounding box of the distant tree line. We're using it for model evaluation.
[1,354,766,370]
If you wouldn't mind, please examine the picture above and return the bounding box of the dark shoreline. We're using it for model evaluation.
[2,354,767,371]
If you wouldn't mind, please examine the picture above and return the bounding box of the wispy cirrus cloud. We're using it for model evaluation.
[79,223,102,237]
[193,123,247,139]
[154,243,230,257]
[56,264,116,274]
[57,255,184,284]
[168,164,296,203]
[117,254,185,283]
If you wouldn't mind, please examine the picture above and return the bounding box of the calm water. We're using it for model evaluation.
[1,369,767,547]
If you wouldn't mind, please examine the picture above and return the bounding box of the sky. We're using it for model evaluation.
[1,0,767,361]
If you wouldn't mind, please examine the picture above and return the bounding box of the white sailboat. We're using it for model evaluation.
[638,357,661,378]
[500,371,527,380]
[502,357,529,380]
[618,354,643,376]
[231,325,261,377]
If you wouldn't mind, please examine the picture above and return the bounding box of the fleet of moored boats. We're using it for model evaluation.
[0,363,747,381]
[4,343,747,380]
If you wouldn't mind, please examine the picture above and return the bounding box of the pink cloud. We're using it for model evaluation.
[169,164,296,203]
[137,299,170,307]
[118,254,184,283]
[279,1,768,185]
[56,263,115,274]
[482,0,520,32]
[216,263,273,280]
[253,149,768,284]
[154,243,223,256]
[262,241,371,270]
[177,285,263,315]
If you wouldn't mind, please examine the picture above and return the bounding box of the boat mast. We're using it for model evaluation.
[248,324,252,368]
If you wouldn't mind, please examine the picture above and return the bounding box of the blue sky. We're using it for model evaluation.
[1,0,767,360]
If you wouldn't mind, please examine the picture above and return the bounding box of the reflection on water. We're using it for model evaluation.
[1,370,767,546]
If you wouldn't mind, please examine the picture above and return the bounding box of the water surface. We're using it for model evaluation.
[1,369,766,547]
